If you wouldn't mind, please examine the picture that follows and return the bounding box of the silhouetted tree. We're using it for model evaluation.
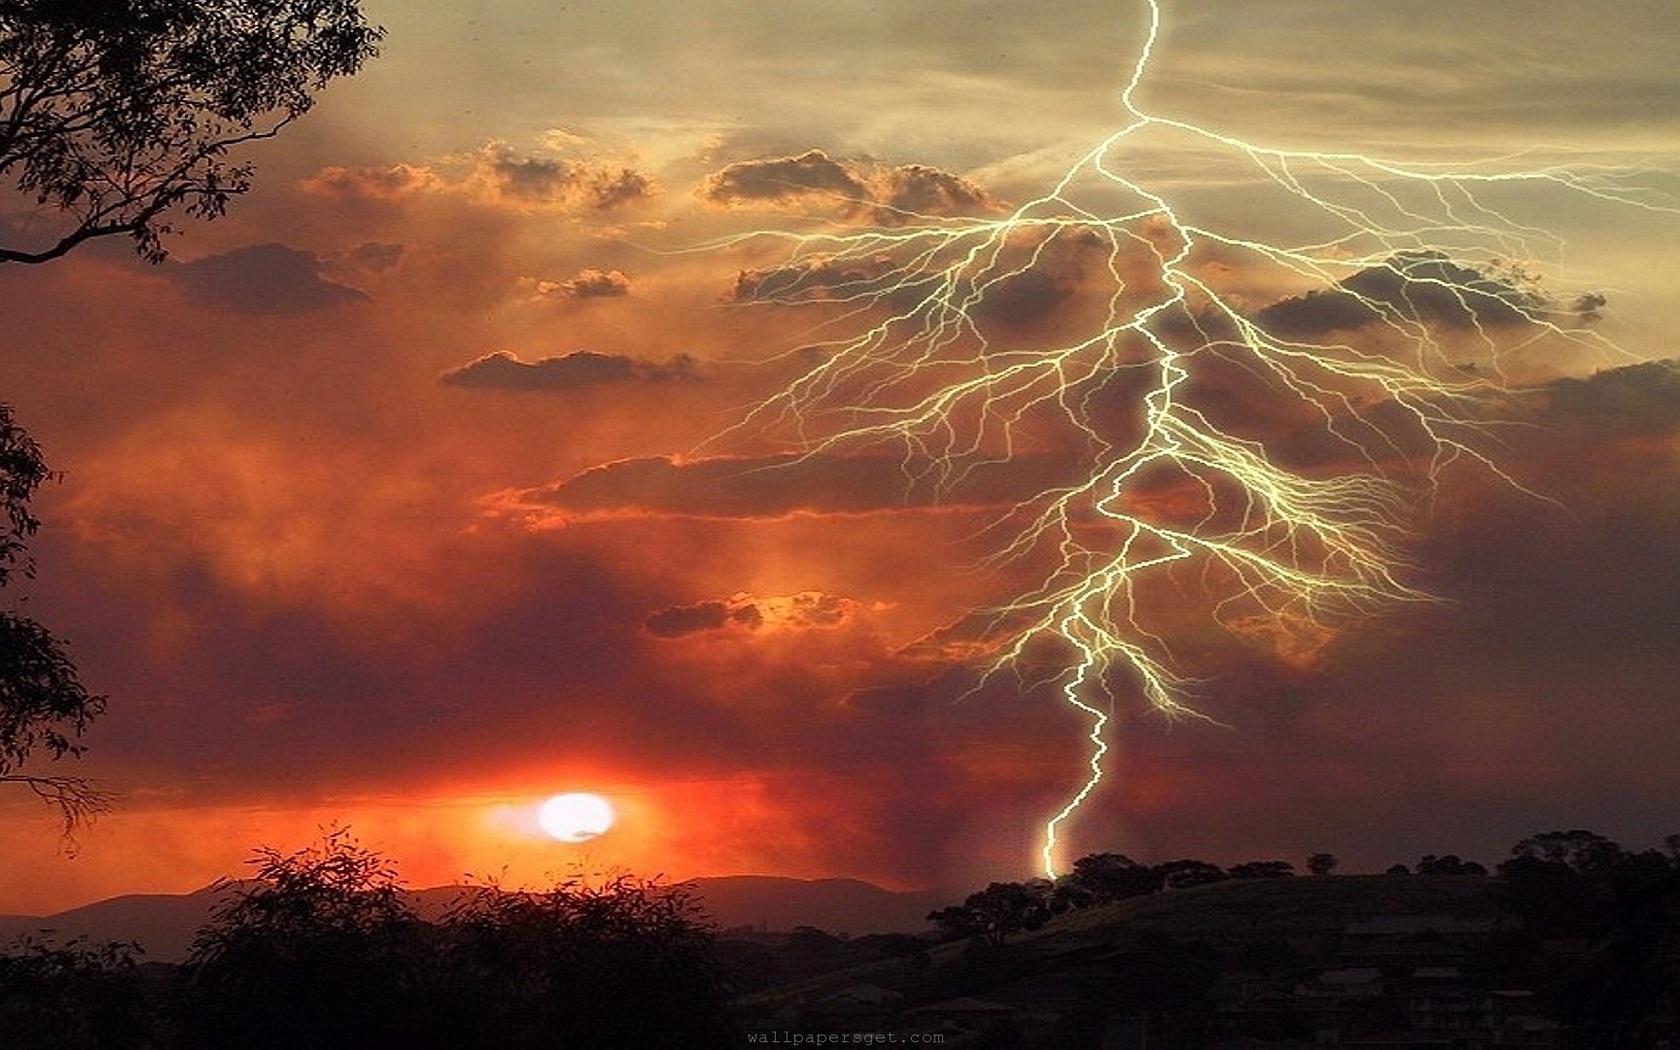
[1496,831,1680,1042]
[0,407,107,829]
[0,0,380,827]
[0,0,383,264]
[177,829,431,1049]
[1508,830,1628,875]
[441,874,738,1048]
[1415,854,1487,876]
[1307,852,1338,876]
[926,880,1055,948]
[1154,859,1228,889]
[928,902,986,943]
[962,881,1052,946]
[1064,851,1159,903]
[1228,860,1295,879]
[179,831,738,1048]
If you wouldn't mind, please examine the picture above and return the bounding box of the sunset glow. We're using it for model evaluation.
[537,793,615,843]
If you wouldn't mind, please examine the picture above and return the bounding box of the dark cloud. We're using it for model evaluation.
[1255,252,1541,337]
[1539,359,1680,433]
[481,145,655,210]
[439,350,700,391]
[166,243,370,315]
[588,169,656,210]
[727,253,903,303]
[700,149,869,207]
[877,164,998,220]
[970,227,1110,332]
[645,592,861,639]
[645,600,734,638]
[496,451,1088,522]
[41,526,668,799]
[723,224,1105,340]
[699,148,1001,225]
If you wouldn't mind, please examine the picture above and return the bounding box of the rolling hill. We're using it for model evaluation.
[0,875,954,962]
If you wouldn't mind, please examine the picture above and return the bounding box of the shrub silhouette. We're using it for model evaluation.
[177,831,432,1049]
[174,831,737,1048]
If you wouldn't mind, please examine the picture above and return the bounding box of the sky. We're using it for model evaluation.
[2,0,1680,915]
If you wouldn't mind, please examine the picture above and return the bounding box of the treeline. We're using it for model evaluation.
[6,828,1678,1047]
[0,832,737,1049]
[916,828,1680,1044]
[923,828,1679,947]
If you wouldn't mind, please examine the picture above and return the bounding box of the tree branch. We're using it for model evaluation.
[1,772,114,841]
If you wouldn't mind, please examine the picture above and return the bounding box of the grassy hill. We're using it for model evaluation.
[736,874,1507,1006]
[1042,873,1500,946]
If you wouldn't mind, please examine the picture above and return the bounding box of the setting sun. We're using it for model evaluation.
[537,792,616,843]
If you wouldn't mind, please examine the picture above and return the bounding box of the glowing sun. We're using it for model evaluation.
[537,792,615,843]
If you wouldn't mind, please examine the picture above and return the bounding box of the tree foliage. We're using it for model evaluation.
[0,404,106,829]
[0,1,379,827]
[1156,858,1229,890]
[1306,852,1338,876]
[927,879,1059,947]
[0,0,383,264]
[178,831,738,1049]
[443,874,738,1047]
[1065,851,1159,903]
[1507,829,1628,875]
[180,830,426,1048]
[1414,853,1487,876]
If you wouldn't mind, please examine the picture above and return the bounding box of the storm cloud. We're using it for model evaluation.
[700,149,1001,225]
[166,243,370,315]
[440,350,700,391]
[495,451,1089,522]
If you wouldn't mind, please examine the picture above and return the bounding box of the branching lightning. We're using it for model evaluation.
[698,1,1677,877]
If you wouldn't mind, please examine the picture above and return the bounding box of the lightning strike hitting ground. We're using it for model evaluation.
[700,1,1677,877]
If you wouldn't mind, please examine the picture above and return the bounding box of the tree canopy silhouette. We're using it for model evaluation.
[0,0,383,264]
[0,405,107,829]
[181,831,430,1049]
[178,831,738,1049]
[0,0,380,826]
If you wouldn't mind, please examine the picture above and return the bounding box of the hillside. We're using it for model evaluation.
[1040,872,1500,946]
[0,874,951,962]
[738,874,1506,1005]
[677,875,951,935]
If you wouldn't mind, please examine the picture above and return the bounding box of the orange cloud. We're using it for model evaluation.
[300,142,658,214]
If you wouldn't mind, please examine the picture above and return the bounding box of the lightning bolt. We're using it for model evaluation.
[696,0,1677,877]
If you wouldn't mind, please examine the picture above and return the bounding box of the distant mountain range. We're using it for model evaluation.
[676,876,952,936]
[0,876,953,963]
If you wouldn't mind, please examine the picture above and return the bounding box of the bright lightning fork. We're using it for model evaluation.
[707,0,1675,878]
